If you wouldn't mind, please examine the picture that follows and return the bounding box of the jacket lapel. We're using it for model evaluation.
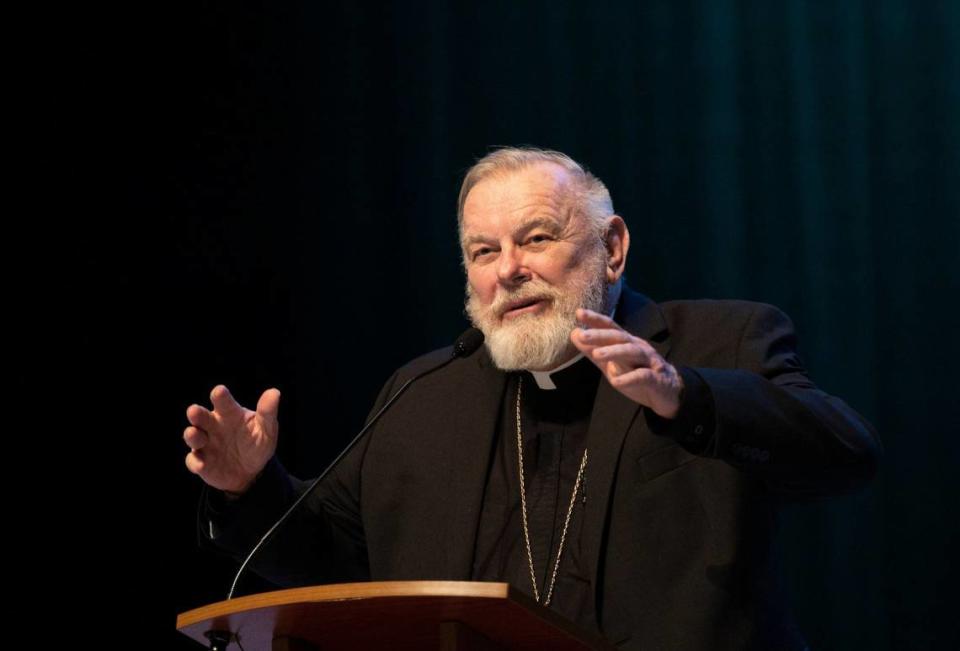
[424,287,672,587]
[427,348,507,578]
[581,287,671,620]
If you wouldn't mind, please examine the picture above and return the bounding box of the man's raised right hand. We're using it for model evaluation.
[183,385,281,496]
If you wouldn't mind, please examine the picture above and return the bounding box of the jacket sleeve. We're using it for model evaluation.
[646,303,882,499]
[195,370,401,588]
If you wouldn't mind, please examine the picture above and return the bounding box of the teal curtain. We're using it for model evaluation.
[158,2,959,648]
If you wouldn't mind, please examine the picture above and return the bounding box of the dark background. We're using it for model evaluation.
[104,1,959,648]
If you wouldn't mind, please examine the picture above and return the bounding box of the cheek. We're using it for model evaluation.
[467,269,495,303]
[537,252,580,282]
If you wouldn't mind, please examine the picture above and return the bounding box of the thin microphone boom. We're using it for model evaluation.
[226,327,484,600]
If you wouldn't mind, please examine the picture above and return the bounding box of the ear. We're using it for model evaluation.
[603,215,629,284]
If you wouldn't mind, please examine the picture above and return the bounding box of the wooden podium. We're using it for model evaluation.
[177,581,615,650]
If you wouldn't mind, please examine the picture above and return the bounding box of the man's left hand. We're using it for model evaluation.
[571,308,684,419]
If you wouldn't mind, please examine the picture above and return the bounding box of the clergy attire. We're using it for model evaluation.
[198,287,880,650]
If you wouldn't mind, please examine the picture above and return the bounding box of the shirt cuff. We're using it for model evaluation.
[202,456,283,538]
[644,366,718,456]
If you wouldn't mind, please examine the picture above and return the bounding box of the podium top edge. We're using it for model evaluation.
[177,581,513,628]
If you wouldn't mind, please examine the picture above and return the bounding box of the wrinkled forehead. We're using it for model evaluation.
[461,163,579,231]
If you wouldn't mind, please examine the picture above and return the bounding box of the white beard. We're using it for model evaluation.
[465,246,609,371]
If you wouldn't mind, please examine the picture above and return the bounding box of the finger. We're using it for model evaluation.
[573,331,627,377]
[572,327,633,347]
[186,404,217,431]
[573,327,658,355]
[183,425,208,451]
[576,308,621,330]
[609,366,655,388]
[256,388,281,421]
[570,328,610,360]
[210,384,244,416]
[185,450,205,475]
[591,342,655,367]
[604,359,628,378]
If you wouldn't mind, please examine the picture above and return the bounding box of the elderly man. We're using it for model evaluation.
[185,148,880,650]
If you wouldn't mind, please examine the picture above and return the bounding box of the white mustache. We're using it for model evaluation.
[491,284,559,318]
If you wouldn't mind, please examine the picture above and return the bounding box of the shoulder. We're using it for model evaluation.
[644,298,799,366]
[398,346,454,372]
[656,298,794,334]
[617,286,794,342]
[389,328,502,389]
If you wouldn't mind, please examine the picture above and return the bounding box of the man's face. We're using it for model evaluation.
[461,162,609,371]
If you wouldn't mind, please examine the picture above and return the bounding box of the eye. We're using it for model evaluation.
[526,234,552,245]
[473,247,493,261]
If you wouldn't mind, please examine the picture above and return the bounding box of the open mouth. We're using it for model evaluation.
[502,298,548,320]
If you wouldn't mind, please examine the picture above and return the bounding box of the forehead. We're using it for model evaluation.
[462,163,576,234]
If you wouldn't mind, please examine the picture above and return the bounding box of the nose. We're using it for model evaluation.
[496,245,530,286]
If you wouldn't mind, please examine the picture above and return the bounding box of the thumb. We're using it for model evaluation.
[256,387,282,422]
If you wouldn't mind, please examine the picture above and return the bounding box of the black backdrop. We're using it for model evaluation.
[105,1,959,648]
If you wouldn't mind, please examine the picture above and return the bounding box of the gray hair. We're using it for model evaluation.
[457,147,614,239]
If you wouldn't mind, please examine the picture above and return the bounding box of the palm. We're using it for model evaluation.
[207,407,275,490]
[184,385,281,494]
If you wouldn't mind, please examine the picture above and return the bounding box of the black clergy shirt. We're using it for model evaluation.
[471,354,601,624]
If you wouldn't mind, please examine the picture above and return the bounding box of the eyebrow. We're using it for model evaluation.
[461,217,563,249]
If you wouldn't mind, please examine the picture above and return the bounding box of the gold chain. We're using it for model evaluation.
[515,374,588,606]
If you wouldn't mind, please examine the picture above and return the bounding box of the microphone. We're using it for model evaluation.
[224,327,485,600]
[452,326,484,359]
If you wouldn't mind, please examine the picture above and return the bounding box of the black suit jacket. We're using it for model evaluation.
[200,287,880,650]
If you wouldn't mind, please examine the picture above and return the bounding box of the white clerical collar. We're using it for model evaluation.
[530,352,586,390]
